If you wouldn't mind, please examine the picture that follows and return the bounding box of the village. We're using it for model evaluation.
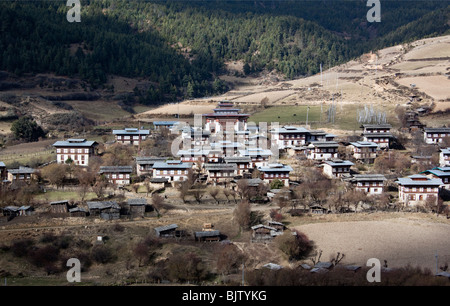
[0,99,450,285]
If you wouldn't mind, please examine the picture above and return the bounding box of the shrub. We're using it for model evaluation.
[11,239,34,257]
[275,230,314,260]
[29,245,59,267]
[167,252,208,283]
[91,245,116,264]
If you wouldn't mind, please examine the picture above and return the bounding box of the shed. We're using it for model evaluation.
[262,263,283,270]
[50,200,69,214]
[267,221,286,231]
[2,206,19,217]
[69,207,87,217]
[251,224,278,241]
[154,224,178,238]
[194,230,221,242]
[87,201,120,220]
[127,198,147,217]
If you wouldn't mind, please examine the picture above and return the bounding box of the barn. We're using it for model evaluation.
[87,201,121,220]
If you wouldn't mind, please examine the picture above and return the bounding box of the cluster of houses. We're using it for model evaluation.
[1,101,449,215]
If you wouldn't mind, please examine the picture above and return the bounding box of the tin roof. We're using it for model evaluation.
[113,128,150,135]
[8,166,35,174]
[153,161,192,169]
[396,175,443,186]
[194,230,220,237]
[99,166,133,173]
[86,201,120,210]
[53,139,98,147]
[154,224,178,233]
[323,160,354,167]
[127,198,147,206]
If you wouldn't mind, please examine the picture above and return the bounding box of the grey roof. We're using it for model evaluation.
[308,141,339,148]
[396,175,443,186]
[349,141,379,148]
[244,178,264,187]
[440,148,450,154]
[238,148,273,157]
[153,161,192,169]
[18,206,32,210]
[314,262,333,269]
[8,167,35,174]
[251,224,277,231]
[127,198,147,206]
[0,162,5,167]
[86,201,120,210]
[308,130,327,136]
[50,200,69,205]
[434,166,450,172]
[268,221,285,226]
[258,164,293,172]
[3,206,19,211]
[272,126,310,134]
[363,132,393,138]
[424,127,450,133]
[99,166,133,173]
[113,128,150,135]
[135,157,168,165]
[224,156,252,163]
[150,177,170,183]
[154,224,178,233]
[362,124,392,129]
[69,207,87,213]
[262,263,283,270]
[422,169,450,178]
[323,160,354,167]
[194,230,220,237]
[153,121,179,126]
[204,163,237,171]
[351,174,387,181]
[53,139,97,147]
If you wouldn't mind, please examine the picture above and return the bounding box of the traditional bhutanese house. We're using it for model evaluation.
[248,135,270,149]
[238,148,273,168]
[112,128,150,146]
[149,177,170,189]
[176,148,209,166]
[306,130,327,143]
[181,127,211,146]
[87,201,121,220]
[440,148,450,167]
[127,198,147,217]
[154,224,178,238]
[348,141,379,163]
[395,174,443,206]
[322,159,354,179]
[135,156,168,176]
[52,138,98,166]
[50,200,69,214]
[361,124,393,149]
[211,141,243,157]
[305,141,339,161]
[153,121,179,131]
[98,166,133,186]
[203,101,249,134]
[206,149,223,163]
[250,224,278,242]
[423,127,450,144]
[411,155,432,166]
[194,230,221,242]
[309,205,330,214]
[270,126,310,149]
[0,161,6,182]
[421,167,450,190]
[7,167,36,182]
[69,207,87,217]
[233,177,265,193]
[224,156,251,176]
[257,163,293,187]
[152,160,192,183]
[350,174,386,195]
[204,163,237,184]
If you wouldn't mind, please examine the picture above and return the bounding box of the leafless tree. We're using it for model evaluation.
[234,199,251,231]
[208,187,221,204]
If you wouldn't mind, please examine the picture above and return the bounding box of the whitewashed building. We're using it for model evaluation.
[440,147,450,167]
[52,138,98,166]
[257,163,293,187]
[98,166,133,186]
[238,148,273,168]
[322,160,354,179]
[152,160,192,183]
[396,174,442,206]
[350,174,386,195]
[306,141,339,161]
[113,128,150,146]
[361,124,393,149]
[423,128,450,144]
[422,167,450,190]
[348,141,379,163]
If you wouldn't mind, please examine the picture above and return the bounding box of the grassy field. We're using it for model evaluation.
[249,104,400,132]
[34,190,97,202]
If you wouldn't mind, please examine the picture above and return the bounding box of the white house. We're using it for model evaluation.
[440,147,450,167]
[152,160,192,183]
[396,174,442,206]
[361,124,393,149]
[423,128,450,144]
[98,166,133,186]
[322,160,354,179]
[348,141,379,163]
[257,163,293,187]
[238,148,273,168]
[350,174,386,195]
[204,163,237,184]
[112,128,150,146]
[422,167,450,190]
[52,138,98,166]
[270,126,310,149]
[305,141,339,161]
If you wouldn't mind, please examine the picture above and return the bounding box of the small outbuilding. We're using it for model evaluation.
[194,230,221,242]
[87,201,120,220]
[50,200,69,214]
[127,198,147,217]
[154,224,178,238]
[69,207,87,217]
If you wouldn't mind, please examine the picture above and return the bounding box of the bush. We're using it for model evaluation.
[275,230,314,260]
[29,245,59,267]
[11,239,34,257]
[167,252,208,283]
[91,245,116,264]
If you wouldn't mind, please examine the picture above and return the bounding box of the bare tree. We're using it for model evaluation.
[234,199,251,231]
[208,187,221,204]
[41,163,68,190]
[236,179,249,200]
[75,167,95,202]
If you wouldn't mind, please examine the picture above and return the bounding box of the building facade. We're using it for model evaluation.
[257,163,293,187]
[98,166,133,186]
[52,138,98,166]
[423,128,450,144]
[396,174,442,206]
[113,128,150,145]
[322,160,354,178]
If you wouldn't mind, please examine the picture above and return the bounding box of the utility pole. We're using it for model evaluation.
[241,263,245,286]
[306,106,310,127]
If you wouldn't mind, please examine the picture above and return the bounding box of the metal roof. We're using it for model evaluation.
[363,132,393,137]
[349,141,379,148]
[99,166,133,173]
[0,162,5,167]
[204,163,237,171]
[135,157,168,165]
[69,207,87,213]
[251,224,277,231]
[422,170,450,177]
[224,156,252,163]
[308,141,339,148]
[154,224,178,233]
[8,167,35,174]
[53,139,98,147]
[86,201,120,210]
[238,148,273,157]
[127,198,147,205]
[323,160,354,167]
[153,161,192,169]
[272,126,310,134]
[153,121,179,126]
[440,148,450,154]
[424,127,450,133]
[258,164,293,172]
[113,129,150,135]
[194,230,220,237]
[362,124,392,129]
[396,175,443,186]
[351,174,386,181]
[50,200,69,205]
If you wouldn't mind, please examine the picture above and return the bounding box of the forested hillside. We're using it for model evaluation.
[0,0,448,104]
